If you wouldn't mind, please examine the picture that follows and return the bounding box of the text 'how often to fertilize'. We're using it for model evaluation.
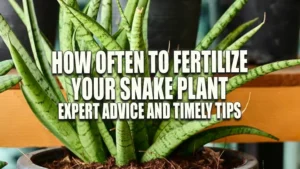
[53,50,248,121]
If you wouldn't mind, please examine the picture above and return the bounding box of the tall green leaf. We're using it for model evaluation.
[59,0,77,52]
[157,61,300,145]
[8,0,63,93]
[116,0,139,49]
[146,93,252,161]
[8,0,26,25]
[116,120,136,166]
[127,0,150,157]
[142,0,150,49]
[0,15,59,103]
[127,119,149,158]
[116,0,131,32]
[8,0,60,65]
[122,0,139,25]
[58,0,122,51]
[215,17,258,50]
[8,0,81,99]
[115,0,132,77]
[22,0,41,70]
[64,4,102,74]
[113,27,125,39]
[85,0,101,20]
[100,0,112,34]
[227,59,300,93]
[40,33,56,64]
[96,117,117,157]
[116,31,130,49]
[0,75,21,93]
[198,17,261,79]
[58,0,78,100]
[177,0,250,106]
[169,0,250,106]
[178,126,279,156]
[8,41,88,162]
[60,0,95,102]
[195,0,248,50]
[130,1,147,50]
[76,118,106,162]
[130,0,149,77]
[200,16,266,84]
[155,16,266,141]
[153,111,184,142]
[23,0,65,103]
[226,14,265,51]
[142,115,221,162]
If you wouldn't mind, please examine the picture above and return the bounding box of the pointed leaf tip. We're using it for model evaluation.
[263,12,267,23]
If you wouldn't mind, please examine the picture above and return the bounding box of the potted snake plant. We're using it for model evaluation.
[0,0,299,168]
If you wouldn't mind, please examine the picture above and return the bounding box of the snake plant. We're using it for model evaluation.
[0,0,299,166]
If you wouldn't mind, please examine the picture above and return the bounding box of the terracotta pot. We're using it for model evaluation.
[17,147,259,169]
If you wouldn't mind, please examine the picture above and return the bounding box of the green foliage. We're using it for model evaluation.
[177,126,279,156]
[23,0,65,103]
[84,0,101,20]
[7,39,88,161]
[215,17,259,50]
[0,0,298,166]
[0,75,21,93]
[116,120,136,166]
[0,161,7,169]
[100,0,113,34]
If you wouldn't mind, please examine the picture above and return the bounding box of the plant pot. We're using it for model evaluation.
[111,0,201,51]
[0,0,59,61]
[220,0,300,65]
[17,147,259,169]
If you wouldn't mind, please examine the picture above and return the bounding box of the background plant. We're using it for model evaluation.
[0,161,7,169]
[0,0,299,166]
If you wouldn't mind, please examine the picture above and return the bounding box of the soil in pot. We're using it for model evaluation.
[41,147,244,169]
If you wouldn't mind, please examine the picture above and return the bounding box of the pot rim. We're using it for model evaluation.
[17,147,258,169]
